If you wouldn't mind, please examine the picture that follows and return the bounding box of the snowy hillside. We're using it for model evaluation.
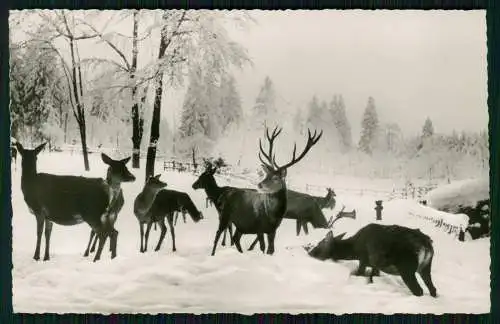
[11,152,489,314]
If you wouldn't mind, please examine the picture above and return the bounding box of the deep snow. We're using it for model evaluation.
[425,177,489,212]
[11,152,490,314]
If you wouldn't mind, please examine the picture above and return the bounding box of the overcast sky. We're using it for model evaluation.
[229,10,487,138]
[11,10,488,139]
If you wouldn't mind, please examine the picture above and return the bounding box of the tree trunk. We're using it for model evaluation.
[68,37,90,171]
[191,146,197,173]
[144,27,169,182]
[145,76,163,182]
[64,111,69,143]
[78,120,90,171]
[131,10,141,169]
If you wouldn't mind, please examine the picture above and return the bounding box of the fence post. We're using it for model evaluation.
[375,200,383,220]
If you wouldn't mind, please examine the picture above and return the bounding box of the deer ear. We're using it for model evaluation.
[101,153,113,165]
[120,156,131,164]
[335,232,347,240]
[278,167,287,177]
[34,142,47,155]
[15,142,24,155]
[154,174,161,179]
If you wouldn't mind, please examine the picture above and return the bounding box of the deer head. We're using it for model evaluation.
[15,142,47,175]
[102,153,136,184]
[257,126,322,194]
[145,174,168,192]
[323,187,337,209]
[192,163,218,190]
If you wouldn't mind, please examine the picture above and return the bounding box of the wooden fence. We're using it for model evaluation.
[408,211,465,240]
[161,159,437,201]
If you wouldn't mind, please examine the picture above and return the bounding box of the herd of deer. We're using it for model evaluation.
[11,126,438,297]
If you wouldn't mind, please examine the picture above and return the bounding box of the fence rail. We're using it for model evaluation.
[409,211,464,239]
[161,159,437,201]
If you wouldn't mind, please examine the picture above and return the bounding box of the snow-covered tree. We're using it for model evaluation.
[422,117,434,138]
[330,94,352,153]
[251,76,277,131]
[144,10,252,180]
[358,96,379,155]
[10,31,67,145]
[215,74,243,135]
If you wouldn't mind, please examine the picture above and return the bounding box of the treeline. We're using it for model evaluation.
[9,9,253,181]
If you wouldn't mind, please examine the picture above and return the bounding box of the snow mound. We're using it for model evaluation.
[425,177,489,212]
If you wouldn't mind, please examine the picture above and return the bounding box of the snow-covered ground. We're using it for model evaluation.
[11,152,490,314]
[425,177,489,212]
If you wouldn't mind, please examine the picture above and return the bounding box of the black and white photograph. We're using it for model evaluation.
[9,9,489,313]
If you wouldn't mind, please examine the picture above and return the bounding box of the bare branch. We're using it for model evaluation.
[77,19,132,71]
[80,58,129,74]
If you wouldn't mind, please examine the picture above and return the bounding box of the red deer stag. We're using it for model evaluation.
[199,126,322,256]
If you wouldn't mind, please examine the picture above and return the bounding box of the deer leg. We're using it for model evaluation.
[233,229,243,253]
[92,232,108,262]
[167,215,177,252]
[211,222,228,256]
[139,222,145,253]
[155,217,167,252]
[84,230,96,257]
[33,217,44,261]
[182,211,186,223]
[174,212,178,226]
[302,222,309,235]
[248,237,259,251]
[418,261,437,297]
[110,228,118,259]
[43,220,53,261]
[144,221,153,252]
[266,231,276,255]
[353,259,368,276]
[258,234,266,254]
[221,228,227,246]
[399,270,424,297]
[89,230,99,253]
[296,220,301,236]
[228,224,234,246]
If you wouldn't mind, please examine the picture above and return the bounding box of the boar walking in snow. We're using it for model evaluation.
[306,223,437,297]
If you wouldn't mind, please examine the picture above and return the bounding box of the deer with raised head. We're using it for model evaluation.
[305,223,437,297]
[191,161,238,247]
[133,174,168,253]
[139,188,203,253]
[195,126,322,256]
[15,142,136,262]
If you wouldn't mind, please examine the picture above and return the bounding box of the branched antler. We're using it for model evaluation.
[278,128,323,171]
[327,205,346,228]
[258,126,282,170]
